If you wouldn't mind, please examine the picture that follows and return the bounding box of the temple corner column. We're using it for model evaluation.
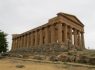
[81,32,85,49]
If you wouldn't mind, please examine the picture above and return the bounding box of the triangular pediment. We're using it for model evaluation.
[57,12,84,26]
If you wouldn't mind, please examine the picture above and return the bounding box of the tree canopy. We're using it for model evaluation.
[0,30,8,53]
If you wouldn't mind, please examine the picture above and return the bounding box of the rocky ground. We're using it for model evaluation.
[0,57,95,70]
[0,49,95,70]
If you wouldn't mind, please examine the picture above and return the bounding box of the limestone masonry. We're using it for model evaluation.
[11,12,85,52]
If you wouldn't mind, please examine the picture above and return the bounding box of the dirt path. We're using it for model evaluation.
[0,58,66,70]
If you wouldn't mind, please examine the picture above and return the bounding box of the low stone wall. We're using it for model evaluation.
[10,43,66,55]
[10,42,81,57]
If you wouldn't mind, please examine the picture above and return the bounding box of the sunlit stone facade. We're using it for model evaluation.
[11,12,85,51]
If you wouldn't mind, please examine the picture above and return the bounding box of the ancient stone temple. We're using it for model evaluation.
[11,12,85,52]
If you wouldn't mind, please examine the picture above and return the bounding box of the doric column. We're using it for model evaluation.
[23,35,26,48]
[28,34,31,48]
[21,36,23,48]
[36,31,39,45]
[25,35,27,48]
[19,38,20,48]
[14,39,16,50]
[13,39,15,50]
[16,38,18,49]
[20,37,21,48]
[38,30,40,45]
[50,25,56,43]
[18,38,20,48]
[15,39,17,49]
[20,37,22,48]
[19,37,21,48]
[22,36,24,48]
[35,31,38,46]
[30,33,33,47]
[57,23,62,43]
[20,36,23,48]
[74,29,77,47]
[26,34,29,48]
[23,36,25,48]
[12,39,15,50]
[69,27,72,43]
[39,29,43,45]
[78,31,81,49]
[28,33,31,48]
[27,34,29,48]
[16,38,19,49]
[81,32,85,49]
[16,38,17,49]
[48,27,51,43]
[44,27,49,44]
[64,24,67,43]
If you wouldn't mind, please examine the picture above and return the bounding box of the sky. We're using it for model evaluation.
[0,0,95,50]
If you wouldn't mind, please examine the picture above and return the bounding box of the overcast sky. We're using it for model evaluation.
[0,0,95,50]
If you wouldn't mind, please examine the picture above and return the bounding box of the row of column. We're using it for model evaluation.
[12,23,85,50]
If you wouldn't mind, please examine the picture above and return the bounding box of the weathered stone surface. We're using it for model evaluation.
[16,65,25,68]
[49,55,59,61]
[33,55,45,60]
[11,12,85,57]
[57,53,68,62]
[89,57,95,65]
[79,55,90,63]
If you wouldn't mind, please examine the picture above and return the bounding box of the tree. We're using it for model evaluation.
[0,30,8,53]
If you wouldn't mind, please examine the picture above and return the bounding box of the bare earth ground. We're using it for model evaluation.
[0,57,95,70]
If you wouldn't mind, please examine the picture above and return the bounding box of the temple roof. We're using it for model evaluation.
[57,12,84,26]
[13,12,84,38]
